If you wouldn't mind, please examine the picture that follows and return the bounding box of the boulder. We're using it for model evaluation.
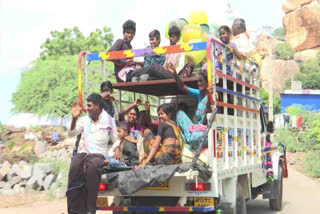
[0,161,11,181]
[43,174,56,190]
[20,165,33,179]
[26,176,40,190]
[261,58,300,95]
[10,164,21,177]
[9,175,21,186]
[34,163,53,174]
[32,165,45,186]
[282,0,314,14]
[283,1,320,51]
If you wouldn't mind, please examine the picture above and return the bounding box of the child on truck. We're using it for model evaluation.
[105,121,139,167]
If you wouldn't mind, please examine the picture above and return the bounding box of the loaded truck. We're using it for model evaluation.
[76,37,288,213]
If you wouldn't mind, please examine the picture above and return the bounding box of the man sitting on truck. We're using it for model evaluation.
[66,93,117,214]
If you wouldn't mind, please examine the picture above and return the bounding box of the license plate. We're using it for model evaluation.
[194,197,214,206]
[96,196,108,207]
[144,181,169,190]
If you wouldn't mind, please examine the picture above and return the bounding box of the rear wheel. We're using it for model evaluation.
[269,163,283,210]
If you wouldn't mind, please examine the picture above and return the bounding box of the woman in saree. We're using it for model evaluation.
[169,63,213,149]
[138,103,183,167]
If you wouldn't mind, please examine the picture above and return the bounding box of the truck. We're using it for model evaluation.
[77,37,288,213]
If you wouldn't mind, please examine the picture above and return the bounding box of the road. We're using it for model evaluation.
[0,167,319,214]
[247,166,320,214]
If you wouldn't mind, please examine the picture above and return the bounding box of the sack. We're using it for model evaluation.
[178,62,194,78]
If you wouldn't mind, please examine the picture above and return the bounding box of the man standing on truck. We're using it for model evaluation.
[66,93,117,214]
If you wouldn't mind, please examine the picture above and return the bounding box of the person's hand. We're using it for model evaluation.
[167,62,176,74]
[114,147,122,161]
[71,101,81,119]
[207,86,214,94]
[133,99,142,107]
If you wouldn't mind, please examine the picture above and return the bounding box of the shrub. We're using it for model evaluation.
[275,42,295,60]
[304,151,320,178]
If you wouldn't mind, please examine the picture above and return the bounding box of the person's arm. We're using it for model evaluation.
[168,62,189,93]
[119,99,142,119]
[228,43,243,59]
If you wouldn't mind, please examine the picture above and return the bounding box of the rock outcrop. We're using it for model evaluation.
[260,57,300,95]
[282,0,320,51]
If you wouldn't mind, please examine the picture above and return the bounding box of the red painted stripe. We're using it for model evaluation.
[99,206,124,211]
[216,70,260,91]
[216,101,260,113]
[164,207,191,212]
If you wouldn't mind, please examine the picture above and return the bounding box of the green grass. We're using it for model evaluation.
[304,151,320,178]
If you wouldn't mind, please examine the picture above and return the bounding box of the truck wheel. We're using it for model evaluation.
[269,163,283,211]
[236,184,247,214]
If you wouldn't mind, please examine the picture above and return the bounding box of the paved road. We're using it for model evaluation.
[247,166,320,214]
[1,167,319,214]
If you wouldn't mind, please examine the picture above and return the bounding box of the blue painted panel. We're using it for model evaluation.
[280,94,320,112]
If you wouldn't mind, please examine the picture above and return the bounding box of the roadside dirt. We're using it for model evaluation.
[1,166,319,214]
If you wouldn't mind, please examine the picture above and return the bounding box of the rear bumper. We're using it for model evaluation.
[97,206,215,212]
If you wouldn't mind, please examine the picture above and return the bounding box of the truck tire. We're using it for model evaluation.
[236,184,247,214]
[269,163,283,211]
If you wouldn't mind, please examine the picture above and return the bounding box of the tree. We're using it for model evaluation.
[275,42,295,60]
[260,88,280,115]
[272,27,285,40]
[40,26,114,60]
[12,26,115,118]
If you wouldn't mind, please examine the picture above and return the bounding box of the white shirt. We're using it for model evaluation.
[68,109,117,155]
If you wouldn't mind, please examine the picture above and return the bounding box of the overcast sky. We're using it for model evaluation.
[0,0,284,123]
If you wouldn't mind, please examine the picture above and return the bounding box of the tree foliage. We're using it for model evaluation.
[40,26,114,60]
[272,27,285,40]
[259,88,280,115]
[275,42,295,60]
[12,27,114,117]
[294,54,320,89]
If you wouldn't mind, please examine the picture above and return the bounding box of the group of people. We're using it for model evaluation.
[66,17,255,214]
[109,18,255,83]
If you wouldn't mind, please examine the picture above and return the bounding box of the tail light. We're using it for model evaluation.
[186,182,211,191]
[98,183,108,191]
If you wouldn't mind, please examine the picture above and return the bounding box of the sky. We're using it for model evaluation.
[0,0,284,124]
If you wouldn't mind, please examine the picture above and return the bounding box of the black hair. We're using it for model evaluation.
[219,25,231,35]
[129,106,140,118]
[199,69,208,83]
[149,29,161,41]
[100,81,113,93]
[122,20,136,33]
[117,121,130,134]
[233,18,246,33]
[168,26,181,39]
[86,93,104,109]
[157,103,176,121]
[177,102,188,113]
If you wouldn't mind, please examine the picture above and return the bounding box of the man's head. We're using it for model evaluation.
[149,29,161,49]
[168,26,181,45]
[117,121,130,140]
[86,93,104,120]
[231,18,246,36]
[218,25,232,44]
[122,20,136,43]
